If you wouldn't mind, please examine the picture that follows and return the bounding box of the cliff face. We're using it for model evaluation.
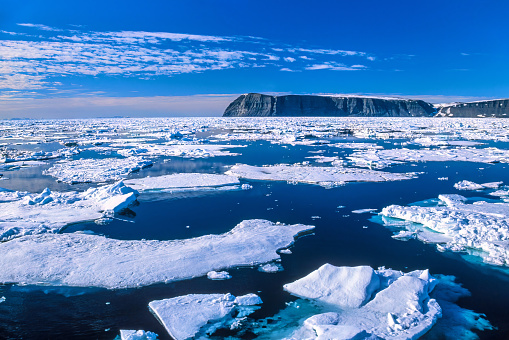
[223,93,436,117]
[435,99,509,118]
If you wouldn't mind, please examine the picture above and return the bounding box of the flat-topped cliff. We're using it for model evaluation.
[435,99,509,118]
[223,93,436,117]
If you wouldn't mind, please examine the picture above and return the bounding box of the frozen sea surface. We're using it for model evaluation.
[1,117,509,339]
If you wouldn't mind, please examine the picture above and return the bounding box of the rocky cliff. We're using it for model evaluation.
[435,99,509,118]
[223,93,436,117]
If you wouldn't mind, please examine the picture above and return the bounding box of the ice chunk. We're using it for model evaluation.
[149,292,261,340]
[119,329,158,340]
[381,195,509,266]
[0,181,138,241]
[284,264,380,309]
[44,156,152,183]
[258,263,283,273]
[226,164,414,188]
[454,180,502,191]
[207,270,232,280]
[0,296,5,303]
[352,208,377,214]
[0,219,313,288]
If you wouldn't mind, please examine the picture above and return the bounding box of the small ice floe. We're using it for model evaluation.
[412,137,482,147]
[0,296,5,303]
[454,180,503,191]
[0,181,138,241]
[438,177,449,181]
[381,194,509,266]
[250,264,491,339]
[305,155,340,164]
[258,262,283,273]
[226,164,415,188]
[207,270,232,280]
[279,248,292,255]
[351,208,377,214]
[0,219,313,288]
[123,173,241,194]
[0,146,79,164]
[148,293,262,340]
[117,143,244,158]
[118,329,158,340]
[44,156,152,184]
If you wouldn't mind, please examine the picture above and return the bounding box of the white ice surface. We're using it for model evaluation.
[0,181,137,241]
[206,270,232,280]
[0,219,313,288]
[124,173,240,193]
[119,329,158,340]
[381,195,509,266]
[149,293,261,340]
[226,164,414,188]
[116,143,243,158]
[44,156,153,183]
[454,180,502,191]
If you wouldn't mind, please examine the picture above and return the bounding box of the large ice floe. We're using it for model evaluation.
[348,148,509,169]
[247,264,491,340]
[149,293,262,340]
[0,219,313,288]
[0,181,137,241]
[226,164,415,188]
[380,194,509,266]
[116,143,243,158]
[44,156,153,184]
[124,173,242,193]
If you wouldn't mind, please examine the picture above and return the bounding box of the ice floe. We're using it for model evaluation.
[0,181,137,241]
[454,180,502,191]
[123,173,241,193]
[206,270,232,280]
[381,194,509,266]
[149,293,262,340]
[118,329,158,340]
[116,143,243,158]
[44,156,153,184]
[226,164,415,188]
[0,219,313,288]
[250,264,491,340]
[0,146,80,163]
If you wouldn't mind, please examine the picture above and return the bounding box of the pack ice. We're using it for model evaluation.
[44,156,152,183]
[0,219,313,289]
[149,293,262,340]
[0,181,137,241]
[381,194,509,266]
[123,173,241,193]
[226,164,415,188]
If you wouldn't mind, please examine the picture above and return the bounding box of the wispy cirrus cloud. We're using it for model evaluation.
[0,23,375,97]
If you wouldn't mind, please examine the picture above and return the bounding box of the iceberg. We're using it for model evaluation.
[149,293,262,340]
[226,164,415,188]
[0,219,313,288]
[44,156,153,184]
[0,181,138,241]
[381,195,509,266]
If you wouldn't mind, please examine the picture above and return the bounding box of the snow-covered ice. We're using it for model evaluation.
[454,180,502,191]
[124,173,241,193]
[0,181,137,241]
[0,219,313,288]
[148,293,262,340]
[44,156,153,184]
[381,194,509,266]
[119,329,158,340]
[226,164,415,188]
[206,270,231,280]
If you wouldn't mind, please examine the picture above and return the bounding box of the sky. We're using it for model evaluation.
[0,0,508,118]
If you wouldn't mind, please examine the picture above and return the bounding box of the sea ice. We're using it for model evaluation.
[226,164,415,188]
[116,143,243,158]
[454,180,502,191]
[119,329,158,340]
[0,181,137,241]
[381,195,509,266]
[352,208,378,214]
[0,219,313,288]
[124,173,241,193]
[148,293,262,340]
[206,270,232,280]
[44,156,153,183]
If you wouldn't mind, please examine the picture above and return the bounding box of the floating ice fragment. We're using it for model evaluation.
[207,270,232,280]
[0,219,313,288]
[0,296,5,303]
[124,173,240,193]
[148,292,261,340]
[259,263,283,273]
[454,180,502,191]
[119,329,158,340]
[352,208,377,214]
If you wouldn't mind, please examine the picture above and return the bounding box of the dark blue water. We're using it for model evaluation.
[1,140,509,339]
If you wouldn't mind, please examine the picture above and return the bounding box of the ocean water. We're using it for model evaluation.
[0,118,508,339]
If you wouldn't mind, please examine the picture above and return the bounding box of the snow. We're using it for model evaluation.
[454,180,502,191]
[124,173,241,193]
[226,164,415,188]
[207,270,231,280]
[148,293,262,340]
[119,329,158,340]
[116,143,243,158]
[0,219,313,288]
[381,194,509,266]
[44,156,153,183]
[0,181,138,241]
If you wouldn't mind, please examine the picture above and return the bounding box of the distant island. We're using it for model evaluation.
[223,93,509,118]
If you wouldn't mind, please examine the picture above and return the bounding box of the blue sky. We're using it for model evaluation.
[1,0,508,118]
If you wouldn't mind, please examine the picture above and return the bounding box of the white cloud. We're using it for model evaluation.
[284,57,296,62]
